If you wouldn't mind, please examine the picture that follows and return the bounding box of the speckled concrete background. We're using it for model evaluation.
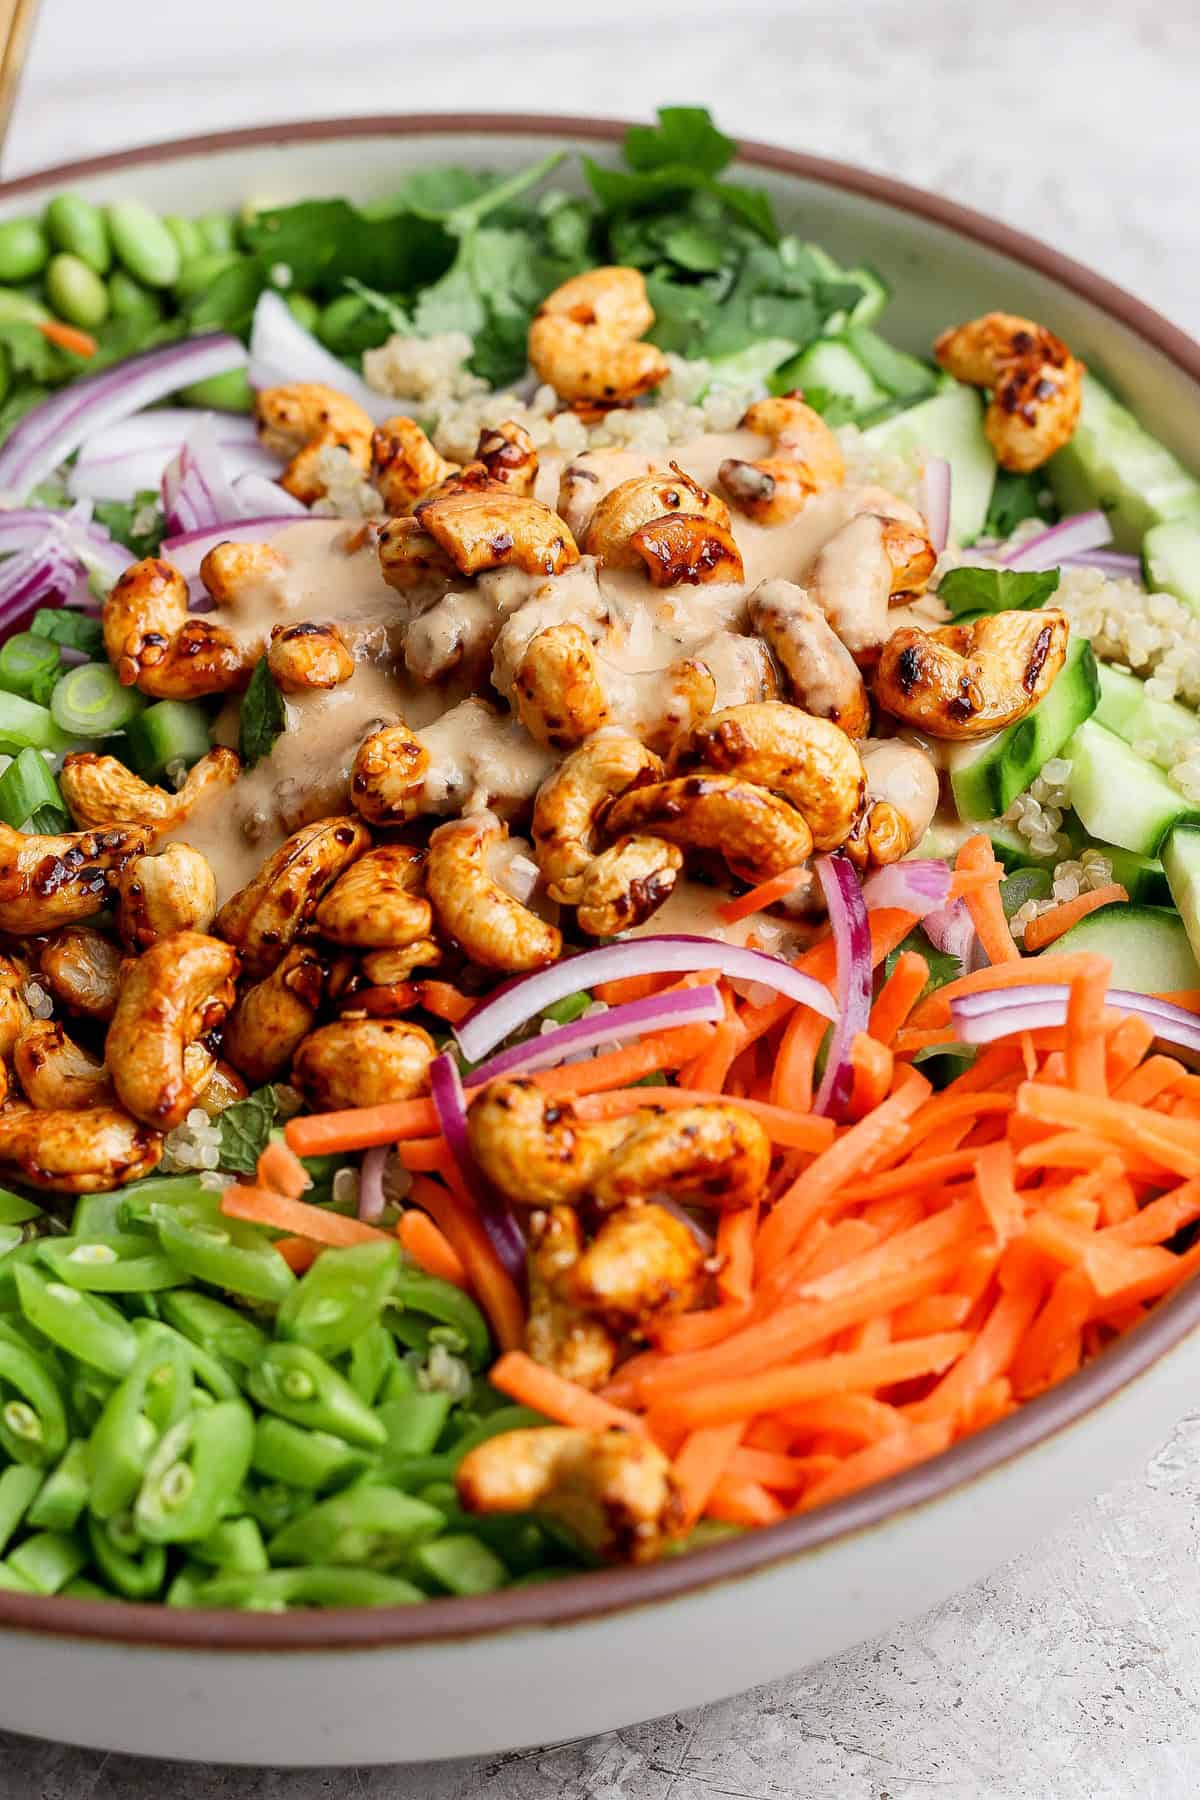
[0,2,1197,1793]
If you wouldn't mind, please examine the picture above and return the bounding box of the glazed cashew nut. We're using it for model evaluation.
[934,312,1084,472]
[60,749,241,839]
[13,1019,114,1112]
[674,701,867,852]
[114,842,218,952]
[291,1017,436,1110]
[376,516,459,596]
[525,1206,618,1392]
[569,1202,707,1328]
[466,1079,632,1208]
[582,466,732,569]
[414,484,579,578]
[370,415,460,514]
[38,927,123,1023]
[426,814,562,973]
[556,448,657,541]
[806,512,938,658]
[350,724,431,825]
[106,930,239,1130]
[593,1102,772,1213]
[513,622,612,750]
[0,951,30,1060]
[0,820,152,934]
[874,609,1070,739]
[313,844,432,949]
[606,772,814,883]
[266,622,355,693]
[102,558,251,699]
[255,382,374,504]
[474,420,540,496]
[748,578,871,739]
[845,739,941,870]
[221,944,325,1086]
[528,266,670,406]
[0,1105,162,1193]
[630,514,746,588]
[213,816,371,979]
[719,395,846,526]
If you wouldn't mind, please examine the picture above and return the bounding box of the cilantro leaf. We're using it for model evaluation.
[238,658,287,768]
[624,108,736,176]
[217,1088,279,1175]
[372,151,564,232]
[93,490,166,560]
[986,469,1050,539]
[30,608,104,659]
[883,928,962,1002]
[240,200,451,297]
[937,565,1061,617]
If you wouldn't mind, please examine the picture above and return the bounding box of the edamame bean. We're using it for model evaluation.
[162,215,206,263]
[106,203,180,289]
[284,293,319,332]
[44,195,110,274]
[0,288,48,326]
[0,218,49,283]
[172,250,241,300]
[108,269,162,322]
[197,212,236,254]
[178,368,254,413]
[318,293,370,347]
[45,254,110,330]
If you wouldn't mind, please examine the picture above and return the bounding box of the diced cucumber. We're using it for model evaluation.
[844,268,889,328]
[1047,373,1200,551]
[1066,717,1200,854]
[844,327,937,401]
[1094,663,1200,763]
[986,821,1064,872]
[1163,826,1200,976]
[1049,902,1200,991]
[865,384,995,543]
[1105,846,1170,906]
[705,338,796,391]
[1143,518,1200,614]
[951,634,1099,821]
[786,338,887,412]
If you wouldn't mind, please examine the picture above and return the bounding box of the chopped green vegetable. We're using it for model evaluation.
[937,565,1061,618]
[29,606,104,659]
[217,1087,279,1175]
[238,657,287,768]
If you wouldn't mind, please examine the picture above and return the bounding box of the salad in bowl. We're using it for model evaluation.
[0,108,1195,1613]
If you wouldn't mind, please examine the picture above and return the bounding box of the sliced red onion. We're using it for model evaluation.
[77,408,260,462]
[429,1052,526,1286]
[230,472,307,517]
[950,982,1200,1063]
[470,983,725,1085]
[455,934,838,1064]
[0,335,247,499]
[163,515,326,580]
[862,858,954,918]
[813,854,872,1120]
[0,504,132,588]
[358,1145,388,1224]
[652,1196,714,1252]
[919,456,951,553]
[1001,511,1111,572]
[1064,548,1143,580]
[250,291,394,424]
[0,531,80,629]
[162,417,243,534]
[921,897,978,971]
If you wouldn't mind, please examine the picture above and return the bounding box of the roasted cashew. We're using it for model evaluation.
[607,772,813,883]
[414,484,579,579]
[875,609,1070,739]
[467,1079,631,1209]
[197,540,289,607]
[350,724,430,826]
[0,1104,161,1193]
[719,395,845,525]
[214,817,370,979]
[474,420,539,496]
[807,512,937,658]
[569,1202,706,1328]
[514,623,612,750]
[115,842,218,952]
[845,740,940,869]
[426,814,562,973]
[594,1103,771,1213]
[13,1020,113,1111]
[0,952,30,1060]
[934,312,1084,472]
[221,944,325,1085]
[361,941,442,985]
[102,558,251,699]
[60,749,239,839]
[456,1425,681,1564]
[528,266,669,406]
[370,415,459,514]
[556,448,656,541]
[525,1206,617,1392]
[575,836,685,937]
[39,927,122,1023]
[292,1017,435,1110]
[106,931,238,1130]
[192,1060,248,1120]
[630,514,745,587]
[532,732,666,901]
[267,622,355,693]
[0,821,151,934]
[313,845,432,949]
[583,466,732,569]
[674,701,866,852]
[255,382,374,504]
[376,516,459,595]
[748,578,870,739]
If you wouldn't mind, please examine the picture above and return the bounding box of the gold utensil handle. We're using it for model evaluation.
[0,0,39,164]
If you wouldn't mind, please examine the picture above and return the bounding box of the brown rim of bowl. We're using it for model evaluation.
[0,111,1197,1653]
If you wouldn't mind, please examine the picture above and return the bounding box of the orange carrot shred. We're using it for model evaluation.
[255,1139,312,1200]
[868,951,930,1047]
[222,1184,391,1247]
[414,980,474,1024]
[673,1423,745,1526]
[717,866,809,925]
[1022,885,1129,953]
[489,1351,646,1435]
[956,835,1020,964]
[40,319,96,356]
[396,1209,470,1289]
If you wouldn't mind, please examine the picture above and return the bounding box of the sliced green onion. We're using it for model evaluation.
[0,689,78,755]
[50,661,145,738]
[0,632,60,700]
[0,747,64,830]
[124,700,211,782]
[542,990,590,1025]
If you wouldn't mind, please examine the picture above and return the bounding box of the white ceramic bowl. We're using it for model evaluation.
[1,114,1199,1767]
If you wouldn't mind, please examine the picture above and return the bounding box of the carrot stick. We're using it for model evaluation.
[717,866,809,924]
[685,1014,745,1093]
[891,1293,973,1338]
[838,1150,978,1205]
[1022,885,1129,953]
[1112,1056,1187,1107]
[414,980,474,1024]
[716,1207,756,1305]
[489,1351,645,1435]
[409,1175,525,1353]
[1009,1267,1094,1398]
[221,1184,391,1246]
[591,973,672,1006]
[673,1422,745,1526]
[705,1475,786,1526]
[255,1138,313,1199]
[846,1033,894,1120]
[726,1446,812,1489]
[780,1394,905,1446]
[574,1087,835,1152]
[770,1007,828,1113]
[1066,963,1110,1097]
[892,1090,1016,1163]
[974,1139,1023,1245]
[796,1199,980,1304]
[1106,1177,1200,1246]
[868,951,930,1047]
[1015,1082,1200,1176]
[275,1236,319,1273]
[911,1263,1043,1424]
[956,835,1019,964]
[798,1421,954,1510]
[40,319,96,356]
[396,1209,470,1289]
[651,1301,754,1354]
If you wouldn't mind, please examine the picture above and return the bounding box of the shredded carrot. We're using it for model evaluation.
[40,319,96,356]
[274,1236,319,1273]
[489,1351,646,1435]
[868,951,930,1047]
[255,1139,312,1200]
[770,1007,828,1112]
[221,1184,390,1246]
[798,1421,954,1509]
[396,1209,470,1289]
[717,866,809,924]
[574,1086,834,1152]
[716,1207,757,1305]
[846,1033,893,1119]
[651,1301,753,1354]
[414,980,474,1024]
[974,1140,1023,1245]
[673,1423,745,1526]
[409,1175,524,1352]
[1066,962,1110,1098]
[1022,885,1129,953]
[956,834,1020,964]
[705,1474,786,1526]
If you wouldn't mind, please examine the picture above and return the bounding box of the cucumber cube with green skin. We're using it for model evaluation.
[785,338,887,412]
[865,385,995,543]
[1047,373,1200,551]
[950,634,1099,822]
[1067,718,1200,856]
[1162,826,1200,976]
[1094,663,1200,761]
[1050,901,1200,991]
[1143,519,1200,614]
[1102,847,1170,906]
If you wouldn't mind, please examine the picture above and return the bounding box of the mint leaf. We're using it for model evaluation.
[986,469,1049,539]
[883,928,962,1002]
[624,108,736,177]
[937,565,1061,617]
[238,658,287,768]
[217,1088,279,1175]
[31,608,104,658]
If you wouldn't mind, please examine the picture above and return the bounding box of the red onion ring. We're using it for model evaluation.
[813,853,872,1120]
[469,983,724,1085]
[429,1052,526,1286]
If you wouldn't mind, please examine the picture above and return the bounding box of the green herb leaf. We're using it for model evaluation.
[93,490,166,560]
[238,658,287,768]
[341,277,411,335]
[883,928,962,1002]
[217,1089,279,1176]
[624,108,736,177]
[30,608,104,659]
[986,469,1049,539]
[240,200,451,297]
[937,565,1061,617]
[999,867,1052,920]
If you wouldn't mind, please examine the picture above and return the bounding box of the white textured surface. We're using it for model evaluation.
[2,1,1199,1792]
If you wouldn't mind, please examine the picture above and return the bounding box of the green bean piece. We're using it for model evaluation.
[134,1399,254,1544]
[108,269,162,322]
[72,1190,134,1240]
[0,1464,43,1552]
[131,1317,240,1403]
[14,1265,137,1379]
[267,1479,443,1568]
[345,1321,399,1407]
[67,1367,114,1436]
[189,1565,425,1610]
[317,293,371,347]
[277,1240,400,1358]
[250,1415,374,1491]
[8,1529,87,1594]
[45,254,111,330]
[196,211,237,254]
[0,1559,35,1592]
[159,1290,268,1374]
[241,1480,305,1534]
[390,1265,491,1369]
[411,1532,508,1596]
[284,293,320,332]
[37,1234,183,1294]
[151,1193,297,1306]
[161,214,206,263]
[377,1390,452,1463]
[0,1186,39,1227]
[0,287,49,326]
[25,1439,89,1532]
[44,195,111,273]
[191,1515,268,1574]
[0,218,49,283]
[173,250,242,301]
[165,1560,209,1607]
[87,1512,166,1600]
[61,1576,112,1601]
[106,202,181,288]
[177,368,253,412]
[246,1343,387,1449]
[0,1330,69,1466]
[87,1331,193,1519]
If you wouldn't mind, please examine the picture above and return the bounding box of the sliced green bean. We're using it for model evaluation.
[266,1479,443,1568]
[187,1565,425,1610]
